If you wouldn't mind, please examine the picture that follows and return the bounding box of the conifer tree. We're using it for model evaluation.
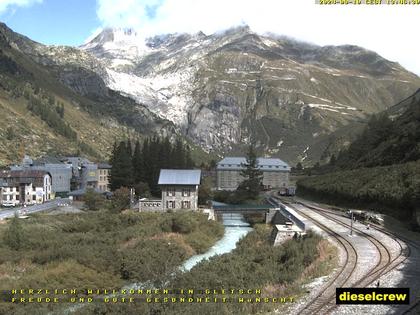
[237,143,263,199]
[132,140,143,183]
[109,141,134,190]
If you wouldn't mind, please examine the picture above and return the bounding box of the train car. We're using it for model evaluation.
[278,187,296,196]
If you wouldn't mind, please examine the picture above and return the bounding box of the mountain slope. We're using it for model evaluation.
[1,24,419,165]
[297,91,420,225]
[0,23,174,165]
[334,89,420,168]
[75,26,420,163]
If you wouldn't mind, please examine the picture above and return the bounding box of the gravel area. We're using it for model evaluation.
[281,202,420,315]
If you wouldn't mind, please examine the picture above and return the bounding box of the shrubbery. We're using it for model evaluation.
[0,211,224,314]
[297,160,420,221]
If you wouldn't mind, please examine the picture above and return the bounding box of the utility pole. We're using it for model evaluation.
[350,210,353,236]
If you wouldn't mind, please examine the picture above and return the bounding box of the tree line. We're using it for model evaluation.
[26,94,76,140]
[109,137,195,196]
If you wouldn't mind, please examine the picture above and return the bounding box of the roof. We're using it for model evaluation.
[0,170,50,179]
[158,169,201,185]
[0,170,50,187]
[216,157,290,171]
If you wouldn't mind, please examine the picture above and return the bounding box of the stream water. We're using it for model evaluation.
[61,213,253,314]
[182,213,253,271]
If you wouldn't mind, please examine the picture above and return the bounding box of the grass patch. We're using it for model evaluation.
[0,210,224,314]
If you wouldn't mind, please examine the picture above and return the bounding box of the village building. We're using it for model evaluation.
[216,157,291,190]
[0,170,52,206]
[139,169,201,212]
[11,155,72,196]
[66,157,110,193]
[97,163,111,192]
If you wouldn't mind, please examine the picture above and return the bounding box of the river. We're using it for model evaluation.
[182,213,253,271]
[61,213,253,314]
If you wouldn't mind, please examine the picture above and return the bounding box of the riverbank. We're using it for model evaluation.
[0,210,224,315]
[71,224,336,315]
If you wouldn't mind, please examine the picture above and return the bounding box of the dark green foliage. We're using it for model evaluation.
[109,187,131,213]
[84,188,104,211]
[109,141,134,190]
[237,143,263,199]
[171,212,199,234]
[334,94,420,169]
[119,239,187,283]
[297,160,420,221]
[3,214,24,250]
[198,176,213,205]
[0,49,19,75]
[26,94,77,140]
[303,92,420,225]
[109,137,195,195]
[133,181,151,198]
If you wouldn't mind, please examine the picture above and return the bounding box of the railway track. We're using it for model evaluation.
[295,200,420,315]
[268,196,358,314]
[268,195,414,314]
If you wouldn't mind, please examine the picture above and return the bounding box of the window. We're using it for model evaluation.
[33,195,36,201]
[166,201,175,209]
[182,201,191,209]
[182,188,191,197]
[166,188,176,196]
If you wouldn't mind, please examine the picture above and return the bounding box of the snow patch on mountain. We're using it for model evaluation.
[106,68,195,126]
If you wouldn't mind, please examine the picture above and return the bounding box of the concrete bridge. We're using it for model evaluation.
[211,201,279,223]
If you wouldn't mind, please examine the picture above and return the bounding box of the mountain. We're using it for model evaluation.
[0,23,175,165]
[296,90,420,225]
[333,88,420,168]
[0,23,419,165]
[77,26,419,162]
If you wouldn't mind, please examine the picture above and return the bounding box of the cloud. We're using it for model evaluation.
[95,0,420,75]
[0,0,42,14]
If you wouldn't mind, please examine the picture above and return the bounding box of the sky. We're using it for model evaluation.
[0,0,419,75]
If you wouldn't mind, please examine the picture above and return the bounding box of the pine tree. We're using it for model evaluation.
[185,145,195,168]
[172,138,185,169]
[132,140,143,183]
[109,141,134,190]
[237,143,263,199]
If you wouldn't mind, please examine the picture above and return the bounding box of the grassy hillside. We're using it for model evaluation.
[297,90,420,226]
[0,36,146,164]
[297,160,420,225]
[333,89,420,168]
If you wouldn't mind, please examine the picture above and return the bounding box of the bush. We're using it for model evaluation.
[83,188,104,211]
[109,187,131,213]
[171,213,198,234]
[3,214,24,250]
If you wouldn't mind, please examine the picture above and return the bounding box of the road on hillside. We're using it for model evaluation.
[0,198,71,220]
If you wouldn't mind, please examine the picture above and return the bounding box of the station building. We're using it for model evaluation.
[216,157,290,190]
